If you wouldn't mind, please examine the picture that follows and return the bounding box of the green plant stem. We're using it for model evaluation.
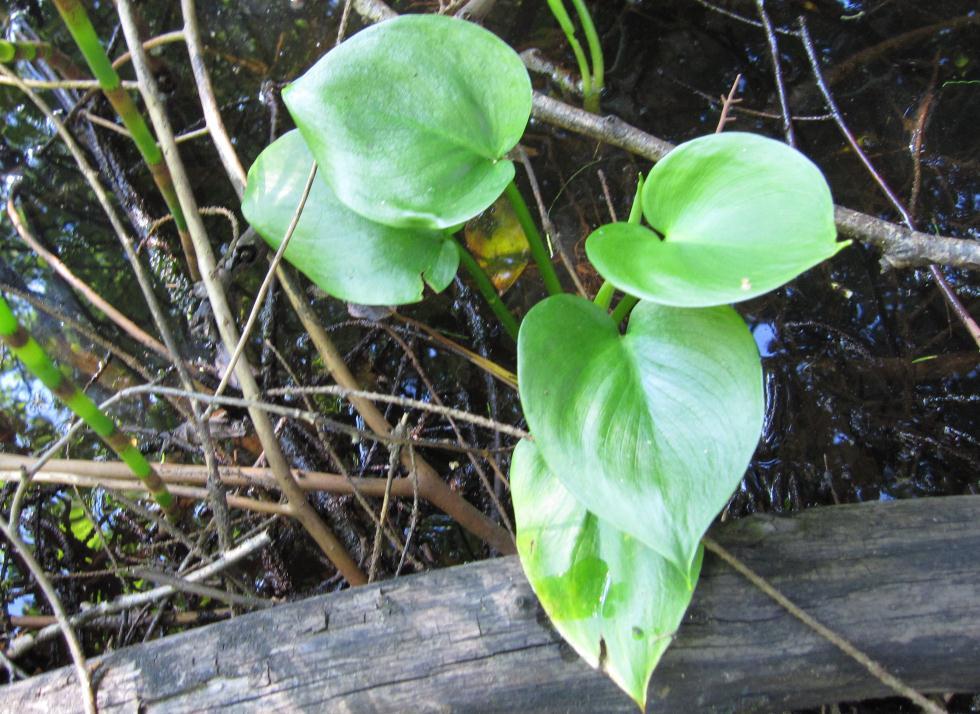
[51,0,200,281]
[453,237,520,341]
[595,173,644,308]
[0,40,53,63]
[504,181,563,297]
[568,0,603,113]
[0,294,176,513]
[545,0,594,107]
[593,281,614,309]
[610,294,639,326]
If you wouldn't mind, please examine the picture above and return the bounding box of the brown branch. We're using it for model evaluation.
[116,0,365,584]
[0,455,496,523]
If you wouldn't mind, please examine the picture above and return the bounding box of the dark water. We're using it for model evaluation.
[0,0,977,698]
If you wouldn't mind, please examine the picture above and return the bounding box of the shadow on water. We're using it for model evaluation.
[0,0,977,699]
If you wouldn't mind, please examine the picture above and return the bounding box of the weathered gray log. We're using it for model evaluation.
[4,496,978,712]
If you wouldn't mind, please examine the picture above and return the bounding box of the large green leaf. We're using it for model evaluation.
[512,439,701,709]
[242,130,457,305]
[586,132,847,306]
[282,14,531,230]
[518,294,762,572]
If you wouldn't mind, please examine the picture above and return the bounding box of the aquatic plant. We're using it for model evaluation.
[241,14,845,708]
[545,0,604,113]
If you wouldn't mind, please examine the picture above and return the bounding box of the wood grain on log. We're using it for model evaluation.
[3,496,978,712]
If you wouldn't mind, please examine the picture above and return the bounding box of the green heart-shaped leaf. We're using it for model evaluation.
[586,132,847,306]
[518,294,762,572]
[283,14,531,230]
[242,130,457,305]
[512,439,701,709]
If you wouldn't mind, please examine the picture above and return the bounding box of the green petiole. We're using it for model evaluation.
[504,181,563,297]
[595,173,644,311]
[452,237,521,341]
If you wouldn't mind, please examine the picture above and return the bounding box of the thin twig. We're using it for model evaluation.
[0,514,97,713]
[908,51,941,222]
[714,73,742,133]
[129,568,273,609]
[692,0,798,36]
[5,531,272,660]
[798,19,980,348]
[703,536,945,714]
[207,161,317,415]
[0,75,139,90]
[518,147,588,298]
[369,416,405,581]
[5,186,170,359]
[395,444,420,576]
[393,315,518,389]
[180,0,246,196]
[596,168,618,222]
[755,0,795,146]
[265,385,529,439]
[336,0,355,46]
[81,109,131,137]
[109,383,518,454]
[175,125,210,144]
[118,0,364,584]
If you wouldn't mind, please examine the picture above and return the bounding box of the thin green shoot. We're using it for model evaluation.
[594,173,644,309]
[593,281,614,310]
[51,0,200,281]
[569,0,604,110]
[452,237,520,341]
[610,293,639,326]
[504,181,563,297]
[0,294,176,513]
[546,0,604,113]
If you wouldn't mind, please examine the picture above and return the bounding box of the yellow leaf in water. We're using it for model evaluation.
[464,196,530,295]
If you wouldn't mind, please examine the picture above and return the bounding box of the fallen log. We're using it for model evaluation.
[3,496,978,712]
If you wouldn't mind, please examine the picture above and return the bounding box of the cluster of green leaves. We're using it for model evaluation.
[242,14,531,305]
[242,14,847,709]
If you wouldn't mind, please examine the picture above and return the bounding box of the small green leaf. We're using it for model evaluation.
[512,440,701,709]
[242,130,457,305]
[586,132,847,306]
[518,294,763,572]
[282,14,532,230]
[69,498,100,547]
